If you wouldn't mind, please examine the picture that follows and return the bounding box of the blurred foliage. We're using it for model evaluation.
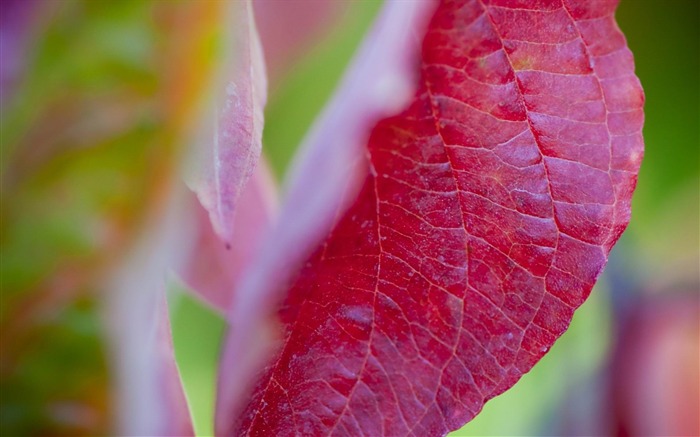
[0,296,108,436]
[1,0,224,434]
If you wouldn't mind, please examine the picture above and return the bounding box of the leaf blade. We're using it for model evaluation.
[188,0,268,245]
[179,160,277,314]
[231,0,643,435]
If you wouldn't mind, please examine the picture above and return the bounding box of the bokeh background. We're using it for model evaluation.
[1,0,698,436]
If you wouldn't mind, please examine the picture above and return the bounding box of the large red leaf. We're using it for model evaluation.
[230,0,643,435]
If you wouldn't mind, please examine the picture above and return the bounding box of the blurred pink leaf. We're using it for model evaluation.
[107,289,194,436]
[187,0,267,245]
[105,189,194,436]
[154,292,195,436]
[178,161,277,313]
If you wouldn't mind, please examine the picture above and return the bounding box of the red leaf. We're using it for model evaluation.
[229,0,643,435]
